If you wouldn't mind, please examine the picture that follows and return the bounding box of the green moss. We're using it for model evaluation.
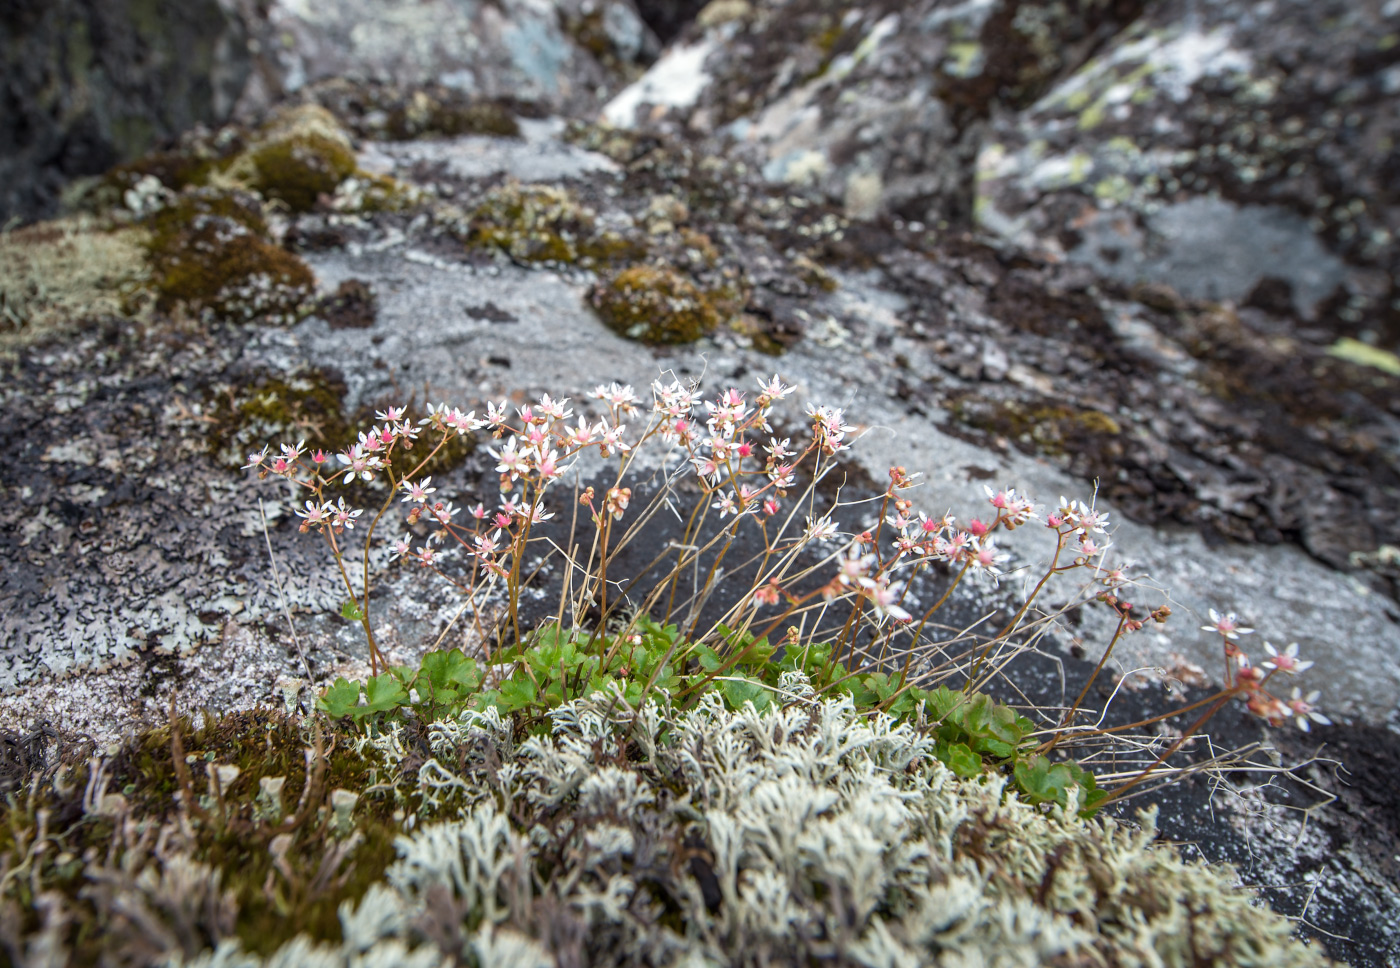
[463,183,645,266]
[590,265,721,344]
[145,188,314,323]
[249,133,358,212]
[206,369,477,482]
[207,370,354,469]
[386,91,520,140]
[0,709,404,962]
[105,149,216,194]
[334,171,423,214]
[955,397,1122,457]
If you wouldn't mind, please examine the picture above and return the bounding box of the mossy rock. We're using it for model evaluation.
[465,183,644,266]
[385,91,520,140]
[146,188,314,323]
[590,265,720,344]
[248,133,358,212]
[332,171,424,214]
[206,367,477,482]
[206,370,355,469]
[0,709,401,961]
[104,148,218,195]
[955,395,1123,458]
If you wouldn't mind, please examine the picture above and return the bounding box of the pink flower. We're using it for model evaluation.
[712,491,739,517]
[537,394,572,420]
[536,449,563,481]
[753,581,782,607]
[400,477,437,503]
[970,538,1008,577]
[864,579,912,624]
[295,500,332,531]
[1202,608,1253,640]
[490,438,532,479]
[336,444,383,483]
[837,546,875,585]
[592,382,639,411]
[756,374,794,401]
[1261,641,1313,676]
[1287,689,1331,732]
[804,516,838,543]
[332,498,363,531]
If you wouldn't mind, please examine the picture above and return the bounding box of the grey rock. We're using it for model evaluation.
[0,0,251,223]
[976,0,1400,341]
[232,0,658,119]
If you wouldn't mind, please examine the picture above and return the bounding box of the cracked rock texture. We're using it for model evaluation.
[2,0,1400,964]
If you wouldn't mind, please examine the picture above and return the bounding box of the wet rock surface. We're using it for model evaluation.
[2,0,1400,963]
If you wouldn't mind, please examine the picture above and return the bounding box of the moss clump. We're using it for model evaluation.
[385,90,520,140]
[0,709,402,963]
[206,369,476,483]
[590,265,721,344]
[248,133,358,213]
[463,182,645,266]
[330,171,423,214]
[145,188,314,323]
[206,370,355,469]
[954,395,1123,458]
[104,148,217,195]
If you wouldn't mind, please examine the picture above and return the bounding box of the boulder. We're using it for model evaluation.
[230,0,660,119]
[0,0,251,223]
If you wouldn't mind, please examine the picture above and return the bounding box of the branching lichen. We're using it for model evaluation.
[0,690,1335,967]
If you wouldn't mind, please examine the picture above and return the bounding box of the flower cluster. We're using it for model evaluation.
[244,371,1328,743]
[1199,610,1330,732]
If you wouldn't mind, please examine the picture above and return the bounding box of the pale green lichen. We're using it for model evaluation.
[0,215,151,345]
[1,687,1326,967]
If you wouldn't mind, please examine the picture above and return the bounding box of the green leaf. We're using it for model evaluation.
[844,675,880,710]
[351,673,407,720]
[340,599,365,622]
[1013,756,1082,810]
[498,677,538,712]
[692,644,724,674]
[317,678,361,719]
[936,740,983,778]
[721,676,773,712]
[926,685,965,723]
[418,649,483,699]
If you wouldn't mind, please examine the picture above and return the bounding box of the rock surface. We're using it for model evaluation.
[229,0,659,119]
[0,0,250,223]
[2,0,1400,964]
[610,0,1399,345]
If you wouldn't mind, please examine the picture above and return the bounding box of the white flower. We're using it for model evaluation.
[803,515,839,543]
